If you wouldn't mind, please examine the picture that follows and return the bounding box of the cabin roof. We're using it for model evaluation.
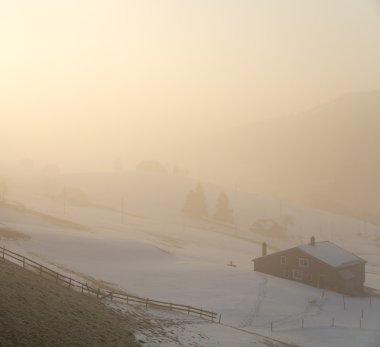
[298,241,365,268]
[254,241,366,269]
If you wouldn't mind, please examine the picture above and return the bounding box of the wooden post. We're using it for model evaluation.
[126,295,129,304]
[200,308,203,318]
[68,278,72,289]
[360,319,362,329]
[361,308,364,319]
[145,298,148,309]
[22,257,25,268]
[302,319,304,328]
[63,187,66,216]
[271,322,273,331]
[121,197,125,224]
[218,314,221,324]
[187,306,190,315]
[81,284,84,293]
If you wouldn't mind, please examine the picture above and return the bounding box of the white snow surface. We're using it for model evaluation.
[298,241,365,268]
[1,171,380,347]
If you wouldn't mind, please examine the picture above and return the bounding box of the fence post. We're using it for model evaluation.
[271,322,273,331]
[22,257,25,268]
[200,308,203,318]
[218,314,221,324]
[81,284,84,293]
[361,309,364,319]
[360,319,362,329]
[145,298,148,309]
[126,295,129,304]
[302,319,304,328]
[187,306,190,315]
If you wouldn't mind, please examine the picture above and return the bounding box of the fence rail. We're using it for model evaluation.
[366,270,380,276]
[0,246,218,322]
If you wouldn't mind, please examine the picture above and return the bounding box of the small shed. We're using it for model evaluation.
[253,237,366,295]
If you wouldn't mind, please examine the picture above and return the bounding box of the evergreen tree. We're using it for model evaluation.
[214,192,234,224]
[182,183,208,218]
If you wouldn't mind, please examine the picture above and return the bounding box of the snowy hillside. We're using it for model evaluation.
[1,170,380,346]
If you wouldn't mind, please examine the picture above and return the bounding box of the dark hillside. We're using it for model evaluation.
[0,259,140,347]
[172,91,380,223]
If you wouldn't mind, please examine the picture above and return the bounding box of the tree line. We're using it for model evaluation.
[182,183,234,224]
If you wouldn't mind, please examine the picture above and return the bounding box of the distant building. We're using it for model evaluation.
[136,160,168,174]
[253,237,366,295]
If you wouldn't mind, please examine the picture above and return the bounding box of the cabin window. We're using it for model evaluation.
[298,257,310,268]
[280,255,287,265]
[292,269,303,280]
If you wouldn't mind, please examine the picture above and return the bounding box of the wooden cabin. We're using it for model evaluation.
[253,237,366,295]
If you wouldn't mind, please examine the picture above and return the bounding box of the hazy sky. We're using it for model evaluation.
[1,0,380,171]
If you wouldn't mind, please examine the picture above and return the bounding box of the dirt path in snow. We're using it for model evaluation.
[238,274,268,328]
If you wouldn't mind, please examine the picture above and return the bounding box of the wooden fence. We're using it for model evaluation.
[106,292,217,321]
[0,246,218,322]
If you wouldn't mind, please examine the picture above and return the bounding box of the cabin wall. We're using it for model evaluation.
[344,263,365,292]
[254,248,364,294]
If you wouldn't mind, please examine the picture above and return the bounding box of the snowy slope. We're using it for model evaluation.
[1,171,380,346]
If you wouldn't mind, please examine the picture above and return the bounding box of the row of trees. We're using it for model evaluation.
[182,183,234,224]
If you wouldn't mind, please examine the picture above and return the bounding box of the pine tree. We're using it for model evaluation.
[182,183,208,218]
[214,192,234,224]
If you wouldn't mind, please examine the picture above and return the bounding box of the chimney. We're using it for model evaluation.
[262,242,267,256]
[310,236,315,246]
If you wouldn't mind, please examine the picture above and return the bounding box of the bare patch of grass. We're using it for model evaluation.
[0,259,141,347]
[0,226,30,241]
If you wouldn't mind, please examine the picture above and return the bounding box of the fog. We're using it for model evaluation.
[1,0,380,224]
[1,0,380,175]
[2,3,380,346]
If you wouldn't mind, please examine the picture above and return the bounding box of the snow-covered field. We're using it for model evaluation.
[1,171,380,346]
